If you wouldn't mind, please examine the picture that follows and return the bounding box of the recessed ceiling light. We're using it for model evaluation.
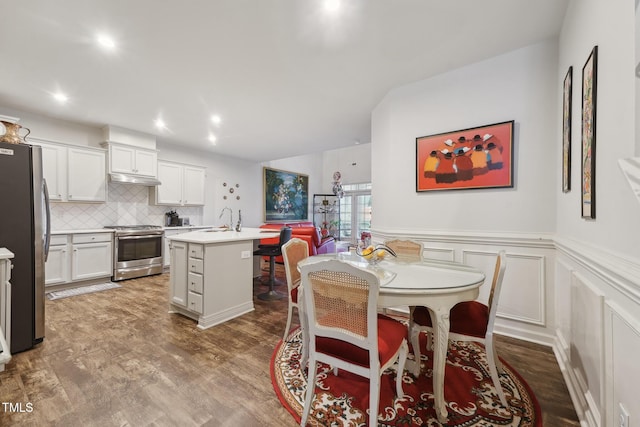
[324,0,341,12]
[208,133,217,144]
[53,92,68,103]
[154,119,166,130]
[96,34,116,50]
[211,115,222,126]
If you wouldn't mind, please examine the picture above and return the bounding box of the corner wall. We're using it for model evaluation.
[555,1,640,426]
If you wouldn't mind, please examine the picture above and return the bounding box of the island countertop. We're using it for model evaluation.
[165,227,280,244]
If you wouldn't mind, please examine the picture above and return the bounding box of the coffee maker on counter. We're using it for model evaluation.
[165,210,183,227]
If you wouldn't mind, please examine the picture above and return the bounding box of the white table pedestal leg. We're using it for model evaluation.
[430,307,450,424]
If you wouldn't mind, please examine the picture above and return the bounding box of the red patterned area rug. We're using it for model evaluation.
[271,328,542,426]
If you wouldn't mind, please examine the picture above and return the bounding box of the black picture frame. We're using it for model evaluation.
[581,46,597,219]
[562,66,572,193]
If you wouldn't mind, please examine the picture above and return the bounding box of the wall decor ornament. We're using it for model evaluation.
[416,120,514,192]
[331,171,344,198]
[263,167,309,222]
[562,66,573,193]
[581,46,598,219]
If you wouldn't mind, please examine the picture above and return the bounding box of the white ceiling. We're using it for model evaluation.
[0,0,568,162]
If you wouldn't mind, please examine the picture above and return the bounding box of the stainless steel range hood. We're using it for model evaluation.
[109,173,161,186]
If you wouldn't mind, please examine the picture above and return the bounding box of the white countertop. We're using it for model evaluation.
[52,225,217,235]
[0,248,15,260]
[52,229,115,235]
[163,225,215,231]
[166,227,280,244]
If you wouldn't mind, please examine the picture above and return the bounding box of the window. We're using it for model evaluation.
[338,183,371,243]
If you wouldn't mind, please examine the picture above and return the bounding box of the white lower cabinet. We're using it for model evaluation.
[168,238,254,329]
[163,227,211,267]
[170,240,188,306]
[45,235,70,285]
[170,242,204,314]
[45,232,113,286]
[1,249,14,371]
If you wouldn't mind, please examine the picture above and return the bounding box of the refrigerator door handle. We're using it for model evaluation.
[43,179,51,262]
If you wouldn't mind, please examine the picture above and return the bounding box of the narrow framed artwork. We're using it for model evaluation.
[581,46,597,219]
[562,66,573,193]
[263,167,309,222]
[416,120,514,192]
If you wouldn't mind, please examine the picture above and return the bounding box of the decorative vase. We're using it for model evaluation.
[0,121,30,144]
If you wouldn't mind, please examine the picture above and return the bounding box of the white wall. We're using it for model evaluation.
[557,0,639,260]
[372,40,558,234]
[555,1,640,426]
[322,143,372,191]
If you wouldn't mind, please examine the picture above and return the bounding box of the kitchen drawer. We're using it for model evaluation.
[187,291,203,314]
[49,235,69,246]
[188,258,204,274]
[188,272,203,294]
[72,233,112,244]
[188,244,203,259]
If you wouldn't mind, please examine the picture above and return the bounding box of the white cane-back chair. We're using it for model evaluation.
[410,251,508,406]
[281,238,309,341]
[300,259,408,427]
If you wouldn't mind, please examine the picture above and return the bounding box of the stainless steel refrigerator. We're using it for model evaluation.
[0,141,49,353]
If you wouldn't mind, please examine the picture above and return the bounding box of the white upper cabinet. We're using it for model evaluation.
[155,162,183,205]
[151,161,206,206]
[39,143,66,201]
[32,139,106,203]
[183,166,206,206]
[107,143,158,177]
[67,148,107,202]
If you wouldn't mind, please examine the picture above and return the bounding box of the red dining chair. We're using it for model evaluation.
[300,259,408,427]
[410,250,508,406]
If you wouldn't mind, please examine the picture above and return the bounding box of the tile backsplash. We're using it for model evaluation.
[50,182,203,230]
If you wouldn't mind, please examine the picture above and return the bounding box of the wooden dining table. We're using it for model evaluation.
[298,252,486,424]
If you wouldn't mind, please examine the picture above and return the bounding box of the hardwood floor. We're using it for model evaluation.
[0,271,579,426]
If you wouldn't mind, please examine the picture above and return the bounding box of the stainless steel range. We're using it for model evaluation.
[104,225,164,281]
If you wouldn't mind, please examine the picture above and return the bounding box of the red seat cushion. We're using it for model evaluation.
[413,302,489,338]
[290,286,299,304]
[316,314,407,367]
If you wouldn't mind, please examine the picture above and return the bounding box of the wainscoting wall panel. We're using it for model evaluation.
[375,229,640,427]
[605,301,640,427]
[569,272,604,427]
[422,246,455,262]
[374,230,557,344]
[497,252,546,327]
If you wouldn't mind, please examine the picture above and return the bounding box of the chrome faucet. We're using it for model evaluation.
[219,207,233,229]
[235,209,242,232]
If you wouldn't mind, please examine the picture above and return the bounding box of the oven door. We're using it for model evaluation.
[113,234,163,280]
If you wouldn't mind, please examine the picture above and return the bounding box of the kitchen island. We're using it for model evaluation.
[166,227,280,329]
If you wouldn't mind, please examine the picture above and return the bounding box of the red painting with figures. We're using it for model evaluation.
[416,120,514,192]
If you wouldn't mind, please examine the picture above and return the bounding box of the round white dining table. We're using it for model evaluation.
[298,252,486,424]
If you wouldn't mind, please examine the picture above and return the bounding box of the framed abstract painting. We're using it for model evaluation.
[416,120,514,192]
[581,46,597,219]
[562,66,573,193]
[263,167,309,222]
